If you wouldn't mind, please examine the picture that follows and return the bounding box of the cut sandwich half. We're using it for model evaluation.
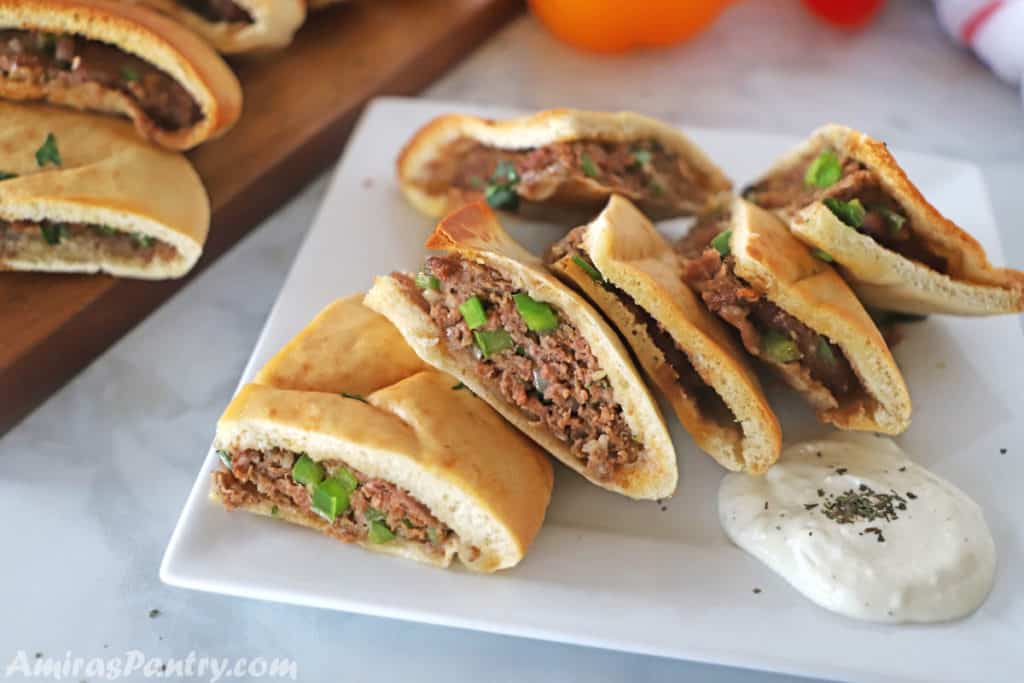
[0,0,243,150]
[546,195,781,474]
[677,197,911,435]
[0,101,208,278]
[211,296,554,573]
[397,108,731,221]
[133,0,306,54]
[365,201,678,499]
[744,124,1024,315]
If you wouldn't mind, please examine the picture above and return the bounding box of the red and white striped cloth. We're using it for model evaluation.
[936,0,1024,102]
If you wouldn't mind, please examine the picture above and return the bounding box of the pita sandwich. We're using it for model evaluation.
[132,0,306,54]
[365,201,678,500]
[677,197,911,435]
[546,195,781,474]
[397,108,731,221]
[211,296,554,573]
[0,101,208,279]
[744,124,1024,315]
[0,0,243,150]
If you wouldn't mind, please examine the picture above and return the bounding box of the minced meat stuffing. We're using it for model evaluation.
[0,220,177,265]
[0,30,201,130]
[421,136,709,214]
[179,0,254,24]
[743,146,948,273]
[411,254,643,482]
[677,212,858,400]
[213,448,457,554]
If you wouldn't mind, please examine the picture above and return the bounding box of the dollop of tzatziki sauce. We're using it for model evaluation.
[719,433,996,623]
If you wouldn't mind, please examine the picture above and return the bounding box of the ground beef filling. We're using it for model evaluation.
[743,148,948,274]
[415,255,642,482]
[422,137,708,212]
[213,448,459,555]
[0,30,201,130]
[179,0,254,23]
[0,220,177,265]
[546,232,734,426]
[677,215,858,400]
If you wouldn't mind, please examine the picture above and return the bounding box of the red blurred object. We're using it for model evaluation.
[802,0,886,28]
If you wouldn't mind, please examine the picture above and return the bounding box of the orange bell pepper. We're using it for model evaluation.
[529,0,732,54]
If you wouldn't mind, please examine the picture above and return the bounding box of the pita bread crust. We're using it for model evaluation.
[214,297,553,573]
[758,124,1024,314]
[0,102,208,279]
[133,0,306,54]
[365,201,677,500]
[397,109,732,220]
[550,196,780,473]
[0,0,243,150]
[254,295,428,395]
[731,199,911,434]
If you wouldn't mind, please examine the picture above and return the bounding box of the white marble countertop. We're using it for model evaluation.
[2,1,1020,681]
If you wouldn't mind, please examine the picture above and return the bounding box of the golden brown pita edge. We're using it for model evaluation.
[212,297,554,573]
[760,124,1024,315]
[731,197,912,434]
[397,108,732,220]
[136,0,306,54]
[0,0,242,150]
[547,195,781,474]
[364,201,678,500]
[0,101,208,279]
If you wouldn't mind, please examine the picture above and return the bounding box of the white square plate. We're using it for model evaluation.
[161,97,1023,682]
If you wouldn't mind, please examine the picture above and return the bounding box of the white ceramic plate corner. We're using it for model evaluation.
[161,96,1024,683]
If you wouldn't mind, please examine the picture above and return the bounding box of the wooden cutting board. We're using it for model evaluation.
[0,0,522,435]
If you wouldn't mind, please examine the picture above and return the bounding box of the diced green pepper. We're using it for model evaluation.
[35,132,61,168]
[804,150,842,188]
[878,207,906,233]
[484,161,520,211]
[94,224,118,236]
[120,65,140,82]
[291,453,324,486]
[630,147,652,166]
[571,254,604,282]
[473,329,515,358]
[368,520,395,543]
[823,197,866,229]
[271,505,279,516]
[415,271,440,290]
[364,507,385,523]
[311,477,350,522]
[0,171,17,181]
[711,229,733,257]
[648,179,665,197]
[761,330,802,363]
[811,248,834,262]
[459,296,487,329]
[816,336,836,366]
[217,449,231,468]
[580,153,599,178]
[427,527,440,545]
[40,223,67,245]
[340,392,368,403]
[513,292,559,332]
[132,233,154,248]
[333,466,359,494]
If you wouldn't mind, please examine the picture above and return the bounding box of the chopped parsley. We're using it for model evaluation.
[132,233,154,248]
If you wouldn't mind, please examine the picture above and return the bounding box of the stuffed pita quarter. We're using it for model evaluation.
[0,102,208,279]
[397,108,731,221]
[131,0,306,54]
[744,124,1024,315]
[364,201,678,500]
[546,195,781,474]
[212,296,554,573]
[677,198,911,435]
[0,0,243,150]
